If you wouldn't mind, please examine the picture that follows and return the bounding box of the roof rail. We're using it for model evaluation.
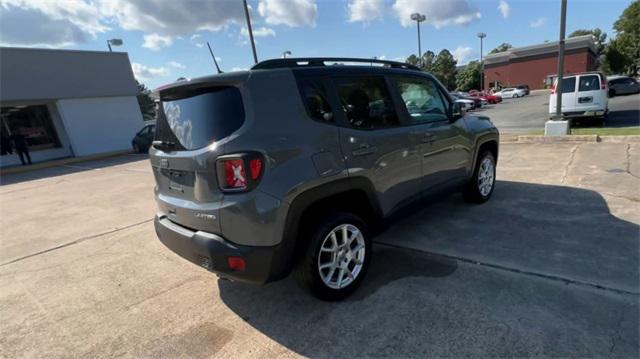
[251,57,421,71]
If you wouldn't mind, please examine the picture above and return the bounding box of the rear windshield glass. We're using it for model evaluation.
[578,75,599,92]
[156,87,244,150]
[560,77,576,93]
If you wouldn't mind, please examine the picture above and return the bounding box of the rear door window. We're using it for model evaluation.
[578,75,600,92]
[157,87,244,150]
[560,77,576,93]
[334,76,399,129]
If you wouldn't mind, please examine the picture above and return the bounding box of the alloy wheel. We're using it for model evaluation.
[477,156,495,197]
[317,224,366,289]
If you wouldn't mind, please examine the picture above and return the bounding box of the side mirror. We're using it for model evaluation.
[450,102,465,122]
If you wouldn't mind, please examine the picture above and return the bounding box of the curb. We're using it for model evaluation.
[507,135,640,143]
[0,150,135,175]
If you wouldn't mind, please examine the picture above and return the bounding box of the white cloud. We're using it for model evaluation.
[529,17,546,28]
[498,0,510,18]
[0,0,108,46]
[240,26,276,38]
[231,67,249,72]
[168,61,185,69]
[452,46,475,64]
[131,62,169,81]
[347,0,385,23]
[257,0,318,27]
[392,0,481,28]
[142,33,173,51]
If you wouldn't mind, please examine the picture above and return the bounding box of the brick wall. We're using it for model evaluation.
[484,49,597,91]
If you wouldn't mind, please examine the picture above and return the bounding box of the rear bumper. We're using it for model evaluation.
[154,214,291,284]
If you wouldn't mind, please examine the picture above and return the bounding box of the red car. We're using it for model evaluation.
[469,90,502,104]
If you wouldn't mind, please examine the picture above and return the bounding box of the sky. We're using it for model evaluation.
[0,0,633,89]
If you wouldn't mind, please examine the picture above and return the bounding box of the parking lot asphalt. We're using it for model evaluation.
[1,143,639,358]
[478,91,640,133]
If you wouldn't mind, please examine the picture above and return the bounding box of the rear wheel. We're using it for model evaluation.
[294,212,371,301]
[463,151,496,203]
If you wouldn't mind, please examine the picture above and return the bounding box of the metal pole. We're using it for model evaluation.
[107,41,112,52]
[417,20,422,67]
[480,37,483,91]
[555,0,567,119]
[207,42,223,74]
[242,0,258,64]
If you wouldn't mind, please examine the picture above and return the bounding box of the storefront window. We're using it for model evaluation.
[1,104,61,152]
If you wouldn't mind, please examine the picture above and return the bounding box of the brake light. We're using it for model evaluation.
[551,81,557,94]
[227,256,245,271]
[223,159,246,189]
[217,154,264,192]
[601,78,606,90]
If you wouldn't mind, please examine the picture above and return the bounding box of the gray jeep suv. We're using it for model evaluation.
[150,58,499,300]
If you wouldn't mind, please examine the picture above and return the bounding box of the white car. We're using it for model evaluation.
[549,72,609,124]
[495,87,526,98]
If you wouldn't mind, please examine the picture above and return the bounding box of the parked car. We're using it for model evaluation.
[452,92,482,108]
[495,87,527,98]
[549,71,609,124]
[515,84,530,95]
[607,76,640,96]
[150,57,499,300]
[450,93,476,110]
[469,90,502,104]
[132,120,155,153]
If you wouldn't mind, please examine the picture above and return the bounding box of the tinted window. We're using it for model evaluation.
[560,77,576,93]
[297,78,333,122]
[579,75,600,92]
[335,77,399,129]
[394,77,448,123]
[157,87,244,150]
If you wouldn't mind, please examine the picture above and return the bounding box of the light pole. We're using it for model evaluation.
[282,51,292,59]
[107,38,123,52]
[410,13,426,67]
[545,0,569,136]
[477,32,486,91]
[242,0,258,64]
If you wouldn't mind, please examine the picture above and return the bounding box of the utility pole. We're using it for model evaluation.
[545,0,569,136]
[477,32,486,91]
[410,13,426,68]
[242,0,258,64]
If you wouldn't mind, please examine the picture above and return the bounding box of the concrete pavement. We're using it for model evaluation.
[0,142,638,357]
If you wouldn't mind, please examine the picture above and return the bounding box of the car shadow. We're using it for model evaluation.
[0,153,149,186]
[217,180,639,357]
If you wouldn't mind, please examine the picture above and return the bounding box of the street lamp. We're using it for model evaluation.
[410,13,426,67]
[282,51,292,59]
[107,38,123,52]
[477,32,486,91]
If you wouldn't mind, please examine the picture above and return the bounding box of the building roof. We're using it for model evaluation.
[0,47,139,103]
[484,35,597,66]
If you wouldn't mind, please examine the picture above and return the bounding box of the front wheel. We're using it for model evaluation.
[294,212,371,301]
[463,151,496,203]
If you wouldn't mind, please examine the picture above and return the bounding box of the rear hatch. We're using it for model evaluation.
[150,79,246,233]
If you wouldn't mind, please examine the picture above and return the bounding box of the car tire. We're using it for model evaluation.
[463,151,496,204]
[294,212,371,301]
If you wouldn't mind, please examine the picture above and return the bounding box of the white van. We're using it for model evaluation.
[549,72,609,123]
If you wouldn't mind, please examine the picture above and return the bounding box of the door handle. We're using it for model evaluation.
[352,143,376,156]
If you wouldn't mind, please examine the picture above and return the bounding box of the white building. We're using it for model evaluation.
[0,47,144,167]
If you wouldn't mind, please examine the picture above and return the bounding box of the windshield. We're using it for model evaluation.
[156,87,244,150]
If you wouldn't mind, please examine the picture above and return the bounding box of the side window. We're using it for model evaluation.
[139,126,150,135]
[335,76,399,129]
[149,125,156,135]
[560,77,576,93]
[394,77,448,124]
[297,78,333,122]
[578,75,600,92]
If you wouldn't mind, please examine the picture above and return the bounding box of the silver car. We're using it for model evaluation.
[608,76,640,96]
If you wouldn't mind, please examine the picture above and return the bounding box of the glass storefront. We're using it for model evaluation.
[1,104,61,154]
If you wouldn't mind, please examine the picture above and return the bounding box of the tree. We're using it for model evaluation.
[406,54,419,66]
[612,0,640,75]
[569,28,607,55]
[421,50,436,73]
[489,42,513,54]
[136,81,155,120]
[432,49,458,90]
[601,39,628,74]
[455,61,481,91]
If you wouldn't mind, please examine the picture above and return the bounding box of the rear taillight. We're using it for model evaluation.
[551,82,557,94]
[217,153,264,192]
[601,78,607,90]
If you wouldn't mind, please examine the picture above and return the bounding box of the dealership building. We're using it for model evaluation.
[483,35,598,91]
[0,47,144,168]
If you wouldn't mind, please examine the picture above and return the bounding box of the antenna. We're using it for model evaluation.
[207,42,223,74]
